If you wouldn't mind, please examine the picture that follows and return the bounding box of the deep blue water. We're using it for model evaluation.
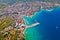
[22,7,60,40]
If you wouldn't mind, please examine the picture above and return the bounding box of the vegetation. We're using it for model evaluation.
[0,18,25,40]
[0,18,14,30]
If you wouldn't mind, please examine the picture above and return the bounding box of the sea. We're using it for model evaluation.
[22,7,60,40]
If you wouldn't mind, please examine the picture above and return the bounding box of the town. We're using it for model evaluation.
[0,1,60,40]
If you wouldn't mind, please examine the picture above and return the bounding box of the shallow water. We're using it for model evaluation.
[22,7,60,40]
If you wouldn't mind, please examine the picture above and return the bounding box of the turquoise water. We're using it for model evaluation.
[22,7,60,40]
